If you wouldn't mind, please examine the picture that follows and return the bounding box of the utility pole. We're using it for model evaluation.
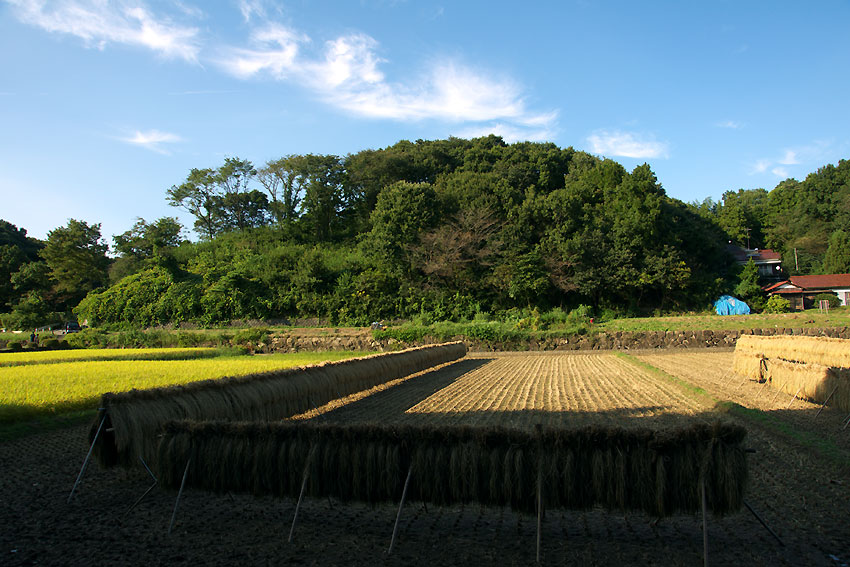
[743,227,752,250]
[794,248,799,272]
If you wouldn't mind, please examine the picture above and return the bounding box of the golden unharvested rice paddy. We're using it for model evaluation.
[0,350,367,423]
[0,347,229,367]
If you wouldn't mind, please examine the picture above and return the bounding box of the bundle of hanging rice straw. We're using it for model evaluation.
[731,353,766,381]
[733,335,850,409]
[764,359,850,409]
[156,420,748,517]
[91,342,466,467]
[734,335,850,367]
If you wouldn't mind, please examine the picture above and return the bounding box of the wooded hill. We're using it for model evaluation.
[693,159,850,275]
[2,136,846,328]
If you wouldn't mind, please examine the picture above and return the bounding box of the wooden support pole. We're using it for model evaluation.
[537,461,543,564]
[701,477,708,567]
[815,385,840,418]
[743,500,784,546]
[770,385,785,405]
[124,481,157,518]
[786,386,803,409]
[841,413,850,431]
[139,456,158,483]
[288,464,310,543]
[68,414,106,503]
[388,465,413,555]
[168,458,191,535]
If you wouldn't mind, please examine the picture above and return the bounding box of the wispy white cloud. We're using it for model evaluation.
[750,141,831,177]
[586,130,669,159]
[5,0,201,62]
[168,89,239,95]
[454,122,557,144]
[716,120,741,129]
[119,129,182,154]
[751,159,771,174]
[778,149,799,165]
[237,0,266,23]
[216,22,556,131]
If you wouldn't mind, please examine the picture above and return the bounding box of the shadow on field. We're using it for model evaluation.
[318,358,493,424]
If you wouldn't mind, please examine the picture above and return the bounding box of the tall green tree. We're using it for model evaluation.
[257,155,308,226]
[40,219,110,307]
[298,155,350,242]
[114,217,184,259]
[167,168,220,240]
[822,229,850,274]
[361,181,438,270]
[734,259,765,311]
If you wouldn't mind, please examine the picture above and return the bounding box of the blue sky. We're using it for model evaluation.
[2,0,849,242]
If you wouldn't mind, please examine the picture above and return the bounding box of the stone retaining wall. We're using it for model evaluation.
[264,326,850,353]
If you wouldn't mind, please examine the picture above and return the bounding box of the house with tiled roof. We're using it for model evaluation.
[764,274,850,310]
[728,245,784,281]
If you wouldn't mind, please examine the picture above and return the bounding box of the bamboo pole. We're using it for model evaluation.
[168,458,191,535]
[701,477,708,567]
[770,384,786,405]
[786,386,803,409]
[815,384,840,418]
[288,450,315,543]
[124,481,157,518]
[68,414,106,503]
[743,500,784,546]
[388,465,413,555]
[536,460,543,564]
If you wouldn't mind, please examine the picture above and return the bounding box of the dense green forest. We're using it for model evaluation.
[2,136,848,329]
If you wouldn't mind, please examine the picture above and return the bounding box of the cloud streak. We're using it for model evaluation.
[7,2,556,139]
[586,130,669,159]
[119,129,182,154]
[750,141,831,177]
[5,0,201,61]
[216,22,556,138]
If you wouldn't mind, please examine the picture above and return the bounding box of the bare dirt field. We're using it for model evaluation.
[1,351,848,566]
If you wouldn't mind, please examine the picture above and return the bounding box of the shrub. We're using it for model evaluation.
[7,341,23,351]
[40,338,66,350]
[64,328,110,349]
[232,327,271,346]
[763,295,790,314]
[812,293,840,309]
[373,326,426,343]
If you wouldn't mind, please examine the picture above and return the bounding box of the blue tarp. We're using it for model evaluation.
[714,295,751,315]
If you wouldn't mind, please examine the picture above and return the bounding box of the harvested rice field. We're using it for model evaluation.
[1,350,848,566]
[316,352,710,429]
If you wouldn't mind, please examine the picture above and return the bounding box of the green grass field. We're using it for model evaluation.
[0,350,367,426]
[596,308,850,333]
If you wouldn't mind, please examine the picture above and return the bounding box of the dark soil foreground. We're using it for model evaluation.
[1,416,848,567]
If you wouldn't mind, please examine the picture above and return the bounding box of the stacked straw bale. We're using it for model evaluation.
[91,342,466,468]
[732,335,850,410]
[156,420,748,517]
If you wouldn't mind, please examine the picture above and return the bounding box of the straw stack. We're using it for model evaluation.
[91,342,467,467]
[734,335,850,367]
[156,420,748,517]
[732,335,850,409]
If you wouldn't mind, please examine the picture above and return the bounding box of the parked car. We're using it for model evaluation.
[64,321,82,333]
